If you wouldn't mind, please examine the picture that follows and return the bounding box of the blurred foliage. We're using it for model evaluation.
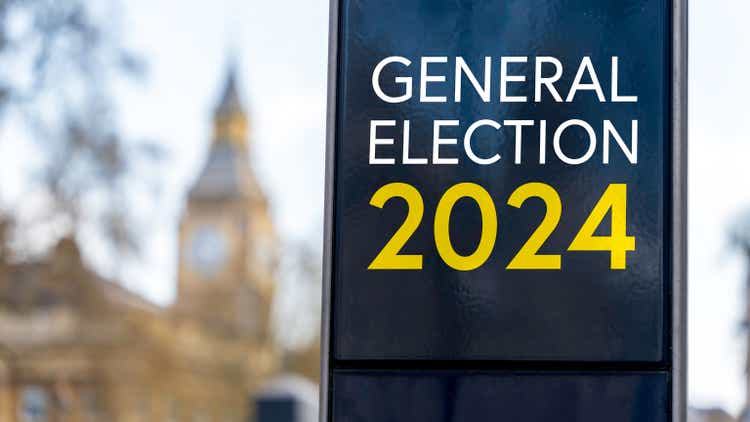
[0,0,163,264]
[731,210,750,256]
[730,210,750,334]
[274,238,322,351]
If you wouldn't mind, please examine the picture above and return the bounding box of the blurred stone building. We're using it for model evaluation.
[0,66,313,422]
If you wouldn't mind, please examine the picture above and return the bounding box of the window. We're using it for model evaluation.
[19,386,49,422]
[167,398,179,422]
[80,387,100,422]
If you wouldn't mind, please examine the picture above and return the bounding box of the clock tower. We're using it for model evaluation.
[177,63,277,340]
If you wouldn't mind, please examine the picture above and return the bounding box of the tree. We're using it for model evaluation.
[0,0,162,267]
[274,238,322,351]
[731,209,750,419]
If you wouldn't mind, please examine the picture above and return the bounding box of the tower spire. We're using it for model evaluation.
[213,56,248,147]
[216,59,243,116]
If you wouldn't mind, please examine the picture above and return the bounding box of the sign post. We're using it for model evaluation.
[321,0,686,420]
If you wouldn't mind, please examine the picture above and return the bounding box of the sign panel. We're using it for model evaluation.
[333,372,669,422]
[322,0,685,420]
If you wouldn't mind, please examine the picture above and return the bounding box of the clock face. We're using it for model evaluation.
[189,225,228,278]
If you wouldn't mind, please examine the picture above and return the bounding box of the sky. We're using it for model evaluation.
[687,0,750,414]
[0,0,748,415]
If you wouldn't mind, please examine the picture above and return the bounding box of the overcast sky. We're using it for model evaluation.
[687,0,750,414]
[1,0,747,415]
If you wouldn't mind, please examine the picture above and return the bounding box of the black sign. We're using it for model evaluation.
[321,0,686,420]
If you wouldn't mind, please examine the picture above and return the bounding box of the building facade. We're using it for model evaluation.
[0,66,287,422]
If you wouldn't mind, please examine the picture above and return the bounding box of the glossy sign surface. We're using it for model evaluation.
[333,0,668,361]
[332,372,669,422]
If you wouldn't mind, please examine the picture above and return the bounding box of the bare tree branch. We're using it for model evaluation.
[0,0,163,269]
